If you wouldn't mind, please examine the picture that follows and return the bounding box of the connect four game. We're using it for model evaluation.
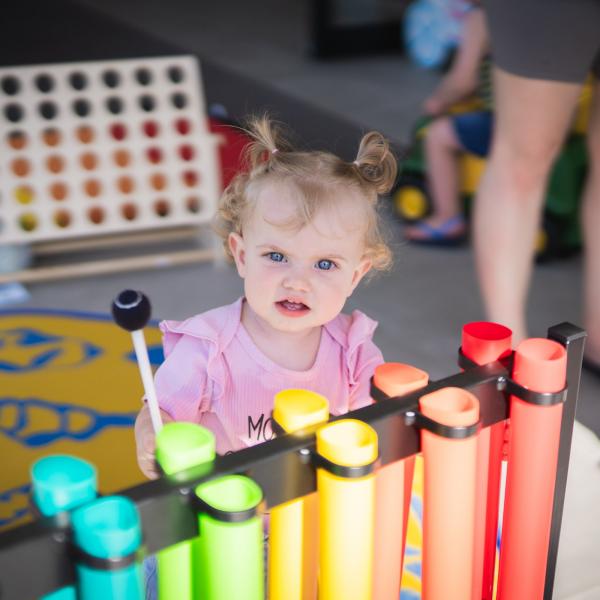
[0,56,220,246]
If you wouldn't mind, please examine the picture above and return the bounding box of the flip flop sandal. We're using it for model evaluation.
[405,215,468,247]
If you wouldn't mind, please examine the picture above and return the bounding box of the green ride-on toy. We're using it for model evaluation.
[393,90,592,261]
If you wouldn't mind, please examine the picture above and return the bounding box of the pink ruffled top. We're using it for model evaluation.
[155,297,383,455]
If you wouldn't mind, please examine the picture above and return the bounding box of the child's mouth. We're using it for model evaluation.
[276,300,310,317]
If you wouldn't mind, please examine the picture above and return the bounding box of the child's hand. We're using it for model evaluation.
[134,404,173,479]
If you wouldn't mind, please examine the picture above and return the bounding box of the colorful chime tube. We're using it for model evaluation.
[31,455,98,600]
[70,496,144,600]
[269,389,329,600]
[316,418,378,600]
[461,321,512,600]
[155,422,216,600]
[371,363,429,600]
[497,338,567,600]
[194,474,264,600]
[419,387,480,600]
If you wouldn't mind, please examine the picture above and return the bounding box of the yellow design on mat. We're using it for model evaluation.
[400,455,424,599]
[0,310,162,531]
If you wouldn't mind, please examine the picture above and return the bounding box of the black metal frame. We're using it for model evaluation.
[0,323,584,600]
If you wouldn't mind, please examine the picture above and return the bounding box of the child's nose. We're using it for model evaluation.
[282,268,310,292]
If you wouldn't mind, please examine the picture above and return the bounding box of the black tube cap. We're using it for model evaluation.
[111,290,151,332]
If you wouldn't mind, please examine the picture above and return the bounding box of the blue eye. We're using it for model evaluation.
[316,259,335,271]
[267,252,286,262]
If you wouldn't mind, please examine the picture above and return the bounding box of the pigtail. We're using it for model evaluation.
[243,114,294,169]
[353,131,397,195]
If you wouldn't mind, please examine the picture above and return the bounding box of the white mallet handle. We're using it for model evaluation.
[132,329,163,433]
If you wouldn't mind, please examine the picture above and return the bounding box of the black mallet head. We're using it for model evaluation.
[112,289,151,332]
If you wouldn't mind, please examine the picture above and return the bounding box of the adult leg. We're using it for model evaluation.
[405,117,467,240]
[473,68,582,342]
[581,80,600,362]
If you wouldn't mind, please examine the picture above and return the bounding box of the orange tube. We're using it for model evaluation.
[462,322,512,600]
[420,387,480,600]
[497,339,566,600]
[372,363,429,600]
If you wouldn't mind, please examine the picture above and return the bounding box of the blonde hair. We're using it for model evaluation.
[215,115,397,271]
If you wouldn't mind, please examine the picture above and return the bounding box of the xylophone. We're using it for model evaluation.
[0,290,585,600]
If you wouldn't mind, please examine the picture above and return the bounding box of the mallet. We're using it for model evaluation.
[111,289,163,432]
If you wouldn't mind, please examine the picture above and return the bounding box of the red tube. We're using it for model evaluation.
[497,338,567,600]
[462,322,512,600]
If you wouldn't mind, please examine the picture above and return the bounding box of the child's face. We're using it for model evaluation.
[229,185,372,334]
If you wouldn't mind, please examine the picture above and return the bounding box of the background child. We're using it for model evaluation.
[404,4,491,244]
[134,116,397,478]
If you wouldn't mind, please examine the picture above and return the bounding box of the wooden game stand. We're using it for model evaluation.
[0,226,219,284]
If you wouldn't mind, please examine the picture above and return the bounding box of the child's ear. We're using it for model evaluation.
[348,258,372,295]
[228,232,247,278]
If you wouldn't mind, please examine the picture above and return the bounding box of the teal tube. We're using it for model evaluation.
[195,475,264,600]
[31,455,97,600]
[155,423,216,600]
[71,496,144,600]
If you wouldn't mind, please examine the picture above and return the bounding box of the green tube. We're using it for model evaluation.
[195,475,264,600]
[71,496,144,600]
[155,423,216,600]
[31,455,97,600]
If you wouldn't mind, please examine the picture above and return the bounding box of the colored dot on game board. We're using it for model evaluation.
[73,99,91,117]
[171,93,187,109]
[121,203,138,220]
[146,147,162,164]
[5,103,24,122]
[186,196,202,213]
[35,73,55,93]
[80,152,98,170]
[154,199,170,217]
[14,186,34,204]
[182,170,198,187]
[1,76,20,95]
[88,206,105,224]
[110,123,127,141]
[102,70,121,88]
[11,158,30,177]
[117,176,135,194]
[167,66,184,84]
[53,209,71,228]
[150,173,167,191]
[113,149,131,167]
[39,101,58,120]
[143,120,159,137]
[106,97,124,115]
[139,95,156,112]
[76,125,95,144]
[46,155,65,174]
[135,68,153,86]
[69,71,88,91]
[42,128,61,146]
[7,130,27,150]
[50,182,68,201]
[19,212,38,231]
[175,118,191,135]
[84,179,102,197]
[179,145,194,161]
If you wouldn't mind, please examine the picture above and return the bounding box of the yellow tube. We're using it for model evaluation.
[317,419,378,600]
[268,390,329,600]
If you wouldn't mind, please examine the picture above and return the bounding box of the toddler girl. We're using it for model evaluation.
[135,116,397,478]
